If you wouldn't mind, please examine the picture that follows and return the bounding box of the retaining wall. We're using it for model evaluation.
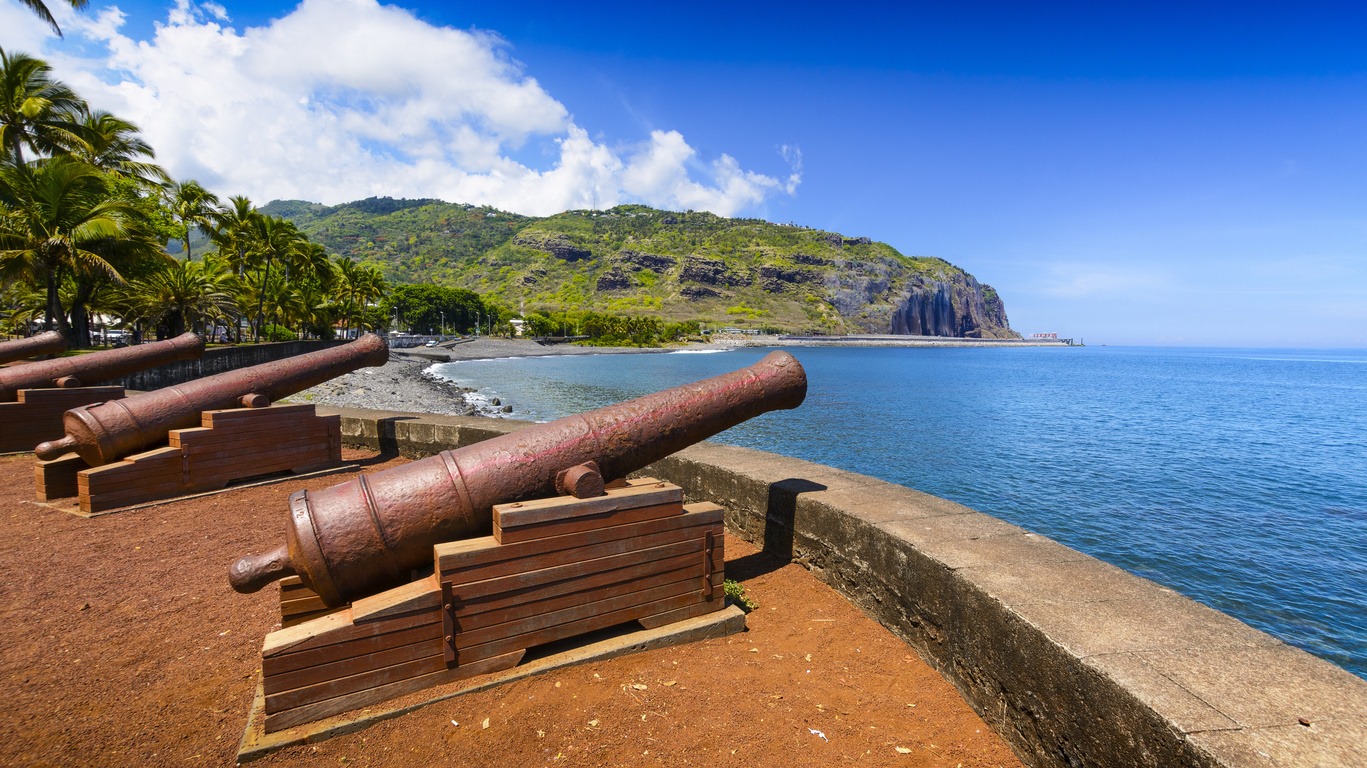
[111,340,344,391]
[316,405,1367,768]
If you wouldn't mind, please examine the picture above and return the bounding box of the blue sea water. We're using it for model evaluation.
[431,346,1367,678]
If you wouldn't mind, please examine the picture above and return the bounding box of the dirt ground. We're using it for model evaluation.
[0,449,1022,768]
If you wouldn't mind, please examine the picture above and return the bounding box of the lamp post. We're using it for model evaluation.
[439,311,445,340]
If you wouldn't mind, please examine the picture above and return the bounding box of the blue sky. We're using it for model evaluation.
[5,1,1366,346]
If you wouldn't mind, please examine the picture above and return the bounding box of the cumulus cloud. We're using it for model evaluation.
[14,0,800,216]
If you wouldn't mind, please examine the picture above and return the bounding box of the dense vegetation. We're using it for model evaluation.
[0,47,405,346]
[267,200,1011,336]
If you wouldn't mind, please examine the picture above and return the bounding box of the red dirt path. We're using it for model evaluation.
[0,450,1021,768]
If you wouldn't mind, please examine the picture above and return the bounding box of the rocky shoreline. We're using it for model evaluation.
[290,357,495,416]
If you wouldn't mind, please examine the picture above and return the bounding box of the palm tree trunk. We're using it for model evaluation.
[253,258,272,342]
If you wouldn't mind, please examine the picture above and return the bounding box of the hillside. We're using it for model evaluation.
[261,199,1017,338]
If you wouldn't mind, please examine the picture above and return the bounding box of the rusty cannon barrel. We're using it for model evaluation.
[228,350,807,606]
[34,333,389,466]
[0,332,203,403]
[0,330,68,366]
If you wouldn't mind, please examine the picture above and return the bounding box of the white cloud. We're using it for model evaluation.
[14,0,800,216]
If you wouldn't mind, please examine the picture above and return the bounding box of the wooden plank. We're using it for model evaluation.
[447,534,715,602]
[266,652,448,713]
[81,476,185,505]
[180,437,330,462]
[263,622,442,677]
[438,505,721,577]
[177,430,334,455]
[451,549,721,621]
[262,650,524,734]
[79,469,182,495]
[16,385,123,404]
[280,594,330,615]
[493,483,681,528]
[176,419,332,449]
[443,513,722,587]
[454,573,713,649]
[350,576,441,624]
[454,590,707,667]
[278,575,307,591]
[263,606,438,657]
[637,596,726,629]
[34,454,84,500]
[202,403,318,426]
[264,635,443,696]
[456,565,727,636]
[282,609,339,629]
[494,501,684,545]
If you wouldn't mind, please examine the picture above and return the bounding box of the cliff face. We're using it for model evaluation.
[889,275,1017,339]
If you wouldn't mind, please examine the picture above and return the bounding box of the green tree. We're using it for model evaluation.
[71,108,168,186]
[0,47,85,164]
[116,255,238,338]
[332,255,387,335]
[380,283,484,336]
[164,178,219,262]
[0,156,141,338]
[248,215,304,341]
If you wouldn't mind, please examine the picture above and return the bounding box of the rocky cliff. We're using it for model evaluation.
[889,275,1015,339]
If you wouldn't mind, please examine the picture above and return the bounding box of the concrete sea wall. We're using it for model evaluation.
[317,405,1367,768]
[110,340,344,391]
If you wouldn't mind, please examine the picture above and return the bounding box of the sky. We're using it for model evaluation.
[4,0,1367,347]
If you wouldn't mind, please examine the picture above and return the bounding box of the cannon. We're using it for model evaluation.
[0,331,67,365]
[34,333,389,466]
[229,350,806,607]
[0,332,203,402]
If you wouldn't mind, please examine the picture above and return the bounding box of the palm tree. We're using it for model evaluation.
[16,0,90,38]
[0,156,140,337]
[71,108,169,186]
[117,255,237,338]
[209,196,259,275]
[249,215,303,341]
[0,47,86,164]
[165,179,219,262]
[332,256,387,336]
[62,108,170,345]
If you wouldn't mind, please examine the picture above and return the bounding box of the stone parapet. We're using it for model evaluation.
[315,405,1367,768]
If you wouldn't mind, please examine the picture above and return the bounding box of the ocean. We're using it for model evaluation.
[430,345,1367,679]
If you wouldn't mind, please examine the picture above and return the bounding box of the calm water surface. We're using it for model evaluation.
[431,346,1367,678]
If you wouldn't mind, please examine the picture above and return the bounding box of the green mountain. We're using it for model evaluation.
[261,198,1018,338]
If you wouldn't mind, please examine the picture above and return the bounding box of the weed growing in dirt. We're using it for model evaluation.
[723,579,758,612]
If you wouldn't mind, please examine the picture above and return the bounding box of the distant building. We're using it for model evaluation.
[1030,332,1058,339]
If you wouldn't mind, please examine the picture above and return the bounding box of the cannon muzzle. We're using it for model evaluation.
[35,333,389,465]
[0,331,67,366]
[0,332,203,402]
[229,350,807,606]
